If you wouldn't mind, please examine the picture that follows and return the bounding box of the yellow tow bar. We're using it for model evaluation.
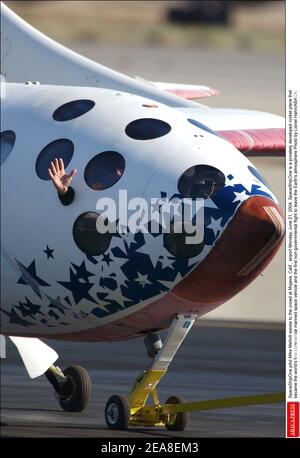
[127,367,285,427]
[160,391,285,415]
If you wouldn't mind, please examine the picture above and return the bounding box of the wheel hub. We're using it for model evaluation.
[106,403,119,424]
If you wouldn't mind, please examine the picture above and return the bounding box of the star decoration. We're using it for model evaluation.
[151,199,161,214]
[227,172,254,194]
[15,297,44,319]
[1,307,33,327]
[16,259,50,298]
[161,198,183,220]
[46,296,69,314]
[157,256,176,270]
[100,286,130,307]
[8,180,274,327]
[204,198,218,209]
[134,272,152,287]
[232,190,250,204]
[102,253,113,266]
[207,216,223,237]
[58,268,97,305]
[135,235,163,269]
[71,261,95,282]
[43,245,54,259]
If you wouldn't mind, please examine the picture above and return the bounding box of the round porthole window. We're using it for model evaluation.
[35,139,74,180]
[84,151,125,191]
[125,118,171,140]
[178,164,225,199]
[53,100,95,121]
[73,212,113,256]
[1,130,16,165]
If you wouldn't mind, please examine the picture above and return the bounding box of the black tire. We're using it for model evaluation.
[58,365,91,412]
[165,395,188,431]
[105,395,130,430]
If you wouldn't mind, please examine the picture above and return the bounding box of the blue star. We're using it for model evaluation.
[48,310,60,320]
[43,245,54,259]
[1,307,34,327]
[102,253,113,266]
[46,296,68,314]
[58,268,97,305]
[71,261,95,282]
[16,259,50,298]
[15,297,44,319]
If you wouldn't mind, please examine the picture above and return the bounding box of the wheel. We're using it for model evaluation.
[58,365,91,412]
[105,395,130,430]
[165,395,188,431]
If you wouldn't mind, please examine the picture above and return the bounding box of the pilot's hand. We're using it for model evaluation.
[48,158,77,195]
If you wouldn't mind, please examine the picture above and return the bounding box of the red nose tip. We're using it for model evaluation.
[172,195,285,306]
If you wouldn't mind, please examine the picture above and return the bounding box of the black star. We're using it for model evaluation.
[102,253,113,266]
[46,295,69,314]
[1,307,34,327]
[71,261,94,282]
[58,268,97,305]
[151,199,161,214]
[15,297,44,319]
[16,259,50,298]
[43,245,54,259]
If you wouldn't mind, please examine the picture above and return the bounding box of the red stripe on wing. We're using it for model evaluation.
[165,88,220,99]
[217,128,285,156]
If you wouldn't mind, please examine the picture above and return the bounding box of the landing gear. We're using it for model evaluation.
[104,313,197,431]
[144,332,162,358]
[46,364,91,412]
[105,395,130,430]
[165,395,188,431]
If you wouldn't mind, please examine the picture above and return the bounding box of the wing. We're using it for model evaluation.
[150,82,220,100]
[1,3,197,109]
[178,107,285,157]
[216,128,285,157]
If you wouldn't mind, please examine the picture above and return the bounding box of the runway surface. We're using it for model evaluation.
[1,323,285,438]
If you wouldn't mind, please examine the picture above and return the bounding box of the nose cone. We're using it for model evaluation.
[172,195,285,305]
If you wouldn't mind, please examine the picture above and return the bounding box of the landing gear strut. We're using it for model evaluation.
[46,364,91,412]
[104,313,196,430]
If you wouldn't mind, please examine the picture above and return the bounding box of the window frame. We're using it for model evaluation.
[84,151,125,191]
[0,130,16,165]
[35,138,74,181]
[178,164,225,199]
[53,99,95,122]
[125,118,171,140]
